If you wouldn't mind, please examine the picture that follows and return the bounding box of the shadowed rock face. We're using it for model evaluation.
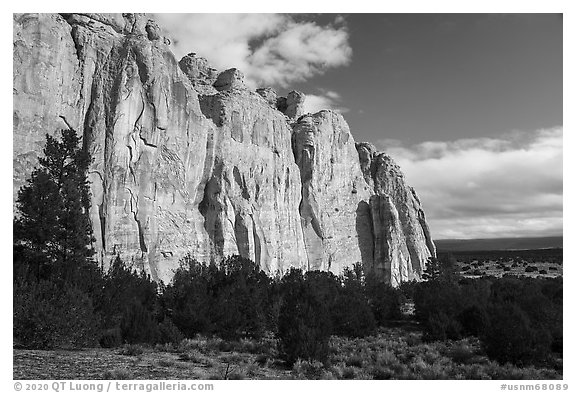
[13,13,435,286]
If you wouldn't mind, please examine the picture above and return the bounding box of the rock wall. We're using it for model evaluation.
[13,13,435,286]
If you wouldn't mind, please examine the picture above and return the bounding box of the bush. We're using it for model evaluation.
[158,317,184,344]
[365,276,402,325]
[161,255,273,339]
[277,269,332,365]
[13,279,100,349]
[482,303,551,366]
[457,305,489,337]
[99,328,122,348]
[330,267,376,337]
[118,344,145,356]
[413,279,463,337]
[120,301,160,344]
[423,312,462,341]
[98,256,160,333]
[331,288,376,337]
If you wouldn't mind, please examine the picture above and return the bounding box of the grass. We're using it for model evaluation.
[14,327,561,380]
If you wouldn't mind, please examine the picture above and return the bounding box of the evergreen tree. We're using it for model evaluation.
[14,128,95,284]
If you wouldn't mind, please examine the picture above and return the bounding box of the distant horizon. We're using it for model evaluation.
[434,235,562,241]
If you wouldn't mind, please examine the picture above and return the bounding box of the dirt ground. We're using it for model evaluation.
[13,347,290,380]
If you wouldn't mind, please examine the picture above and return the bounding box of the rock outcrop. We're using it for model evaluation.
[13,13,435,286]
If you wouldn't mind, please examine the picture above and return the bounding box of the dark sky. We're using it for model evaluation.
[291,13,563,146]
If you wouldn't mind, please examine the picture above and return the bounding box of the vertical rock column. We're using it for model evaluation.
[292,110,372,274]
[356,142,436,285]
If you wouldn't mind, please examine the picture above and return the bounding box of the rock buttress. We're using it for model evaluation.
[197,88,308,274]
[292,111,373,274]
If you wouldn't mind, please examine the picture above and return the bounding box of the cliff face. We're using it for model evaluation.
[13,13,435,286]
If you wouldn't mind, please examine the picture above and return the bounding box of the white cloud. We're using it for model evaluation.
[378,128,563,239]
[153,14,351,88]
[303,90,349,114]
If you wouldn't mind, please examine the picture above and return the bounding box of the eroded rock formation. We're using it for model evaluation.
[13,13,435,286]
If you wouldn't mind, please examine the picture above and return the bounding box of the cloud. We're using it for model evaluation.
[378,128,563,239]
[303,90,349,114]
[153,14,351,88]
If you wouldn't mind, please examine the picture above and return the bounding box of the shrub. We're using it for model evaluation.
[457,305,489,337]
[158,317,185,344]
[13,279,100,349]
[118,344,145,356]
[98,256,160,334]
[161,255,273,339]
[292,359,326,379]
[277,269,332,365]
[120,301,159,344]
[102,368,132,379]
[365,276,402,326]
[331,290,375,337]
[482,303,551,366]
[99,328,122,348]
[423,312,462,342]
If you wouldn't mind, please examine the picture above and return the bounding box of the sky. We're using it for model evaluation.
[153,13,563,240]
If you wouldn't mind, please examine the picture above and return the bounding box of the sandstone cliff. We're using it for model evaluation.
[13,13,435,286]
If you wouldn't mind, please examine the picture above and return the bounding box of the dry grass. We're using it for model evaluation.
[14,328,561,380]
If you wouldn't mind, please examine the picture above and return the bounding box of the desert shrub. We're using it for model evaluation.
[331,266,376,337]
[118,344,145,356]
[482,303,551,366]
[277,269,332,365]
[423,312,462,341]
[13,279,100,349]
[292,359,326,379]
[157,317,184,344]
[99,328,122,348]
[447,343,477,364]
[161,255,273,339]
[98,256,160,331]
[331,288,376,337]
[120,301,160,344]
[413,279,464,340]
[102,368,132,379]
[457,305,489,337]
[365,275,402,325]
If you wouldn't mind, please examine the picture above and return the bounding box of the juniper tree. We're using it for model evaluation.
[14,128,96,284]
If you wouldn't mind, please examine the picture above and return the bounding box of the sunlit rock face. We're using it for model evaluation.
[13,13,435,286]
